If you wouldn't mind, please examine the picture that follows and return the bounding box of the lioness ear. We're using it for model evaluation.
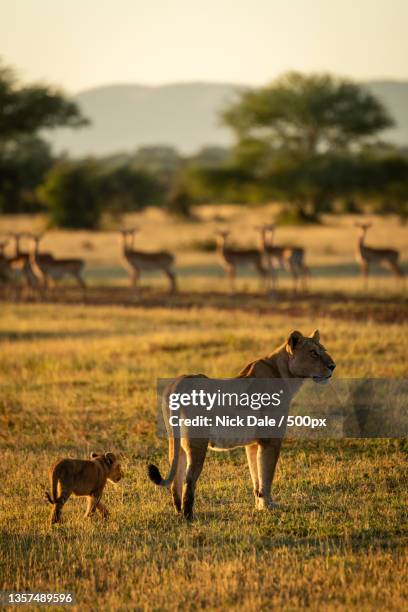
[90,452,98,459]
[311,329,320,342]
[287,330,303,352]
[105,452,115,466]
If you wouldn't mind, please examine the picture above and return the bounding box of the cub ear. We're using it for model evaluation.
[90,452,99,459]
[287,330,303,352]
[105,452,115,466]
[310,329,320,342]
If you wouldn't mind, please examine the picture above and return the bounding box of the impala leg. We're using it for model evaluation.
[389,260,404,283]
[301,266,309,292]
[290,265,299,293]
[74,271,86,294]
[130,268,140,291]
[40,276,51,301]
[165,268,177,294]
[255,259,267,292]
[361,261,369,290]
[227,265,236,294]
[269,260,278,292]
[297,265,306,292]
[263,256,272,292]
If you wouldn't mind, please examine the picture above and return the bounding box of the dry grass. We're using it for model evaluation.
[0,302,407,610]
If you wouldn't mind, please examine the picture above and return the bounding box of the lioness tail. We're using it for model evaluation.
[147,435,180,488]
[147,464,163,485]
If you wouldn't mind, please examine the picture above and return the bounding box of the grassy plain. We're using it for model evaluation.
[0,207,407,295]
[0,209,407,610]
[0,300,407,611]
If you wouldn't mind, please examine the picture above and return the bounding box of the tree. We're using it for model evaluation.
[223,72,393,155]
[0,137,54,212]
[165,181,194,218]
[207,72,401,220]
[98,165,164,214]
[0,59,87,213]
[39,161,102,229]
[0,62,87,145]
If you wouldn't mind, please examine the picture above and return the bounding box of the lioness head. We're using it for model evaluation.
[91,452,123,482]
[286,329,335,384]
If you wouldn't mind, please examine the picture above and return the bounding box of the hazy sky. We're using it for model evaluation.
[1,0,407,92]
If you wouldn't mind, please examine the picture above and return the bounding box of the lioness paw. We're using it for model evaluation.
[256,497,280,510]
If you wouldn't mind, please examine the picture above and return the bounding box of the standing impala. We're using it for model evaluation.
[215,230,267,292]
[0,239,11,285]
[6,232,38,289]
[120,228,177,293]
[257,224,308,292]
[355,222,404,284]
[28,233,86,295]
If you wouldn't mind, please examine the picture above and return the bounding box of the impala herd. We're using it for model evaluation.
[0,222,404,298]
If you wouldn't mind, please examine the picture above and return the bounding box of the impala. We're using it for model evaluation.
[120,228,177,293]
[28,233,86,295]
[215,230,267,292]
[6,232,38,289]
[355,222,404,284]
[257,224,308,292]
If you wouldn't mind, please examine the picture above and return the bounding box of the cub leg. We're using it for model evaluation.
[245,443,259,502]
[95,501,109,519]
[256,439,283,510]
[50,489,71,525]
[84,492,102,518]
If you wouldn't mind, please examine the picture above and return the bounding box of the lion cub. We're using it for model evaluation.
[45,452,123,525]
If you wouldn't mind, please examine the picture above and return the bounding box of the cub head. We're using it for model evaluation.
[286,329,335,384]
[90,452,123,482]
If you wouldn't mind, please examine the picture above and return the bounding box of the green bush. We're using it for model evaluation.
[38,161,102,229]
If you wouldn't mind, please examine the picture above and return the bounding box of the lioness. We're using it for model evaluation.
[148,329,335,519]
[45,452,123,525]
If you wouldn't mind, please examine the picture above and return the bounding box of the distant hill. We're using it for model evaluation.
[48,80,408,157]
[365,81,408,146]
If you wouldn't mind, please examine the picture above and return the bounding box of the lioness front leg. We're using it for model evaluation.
[245,444,259,500]
[256,439,282,510]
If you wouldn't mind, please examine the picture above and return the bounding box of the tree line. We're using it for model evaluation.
[1,60,407,228]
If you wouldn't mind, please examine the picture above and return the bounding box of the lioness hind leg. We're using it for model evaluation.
[171,446,187,514]
[181,442,208,520]
[245,444,259,501]
[256,439,283,510]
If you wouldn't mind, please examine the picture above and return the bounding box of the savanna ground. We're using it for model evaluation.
[0,209,407,610]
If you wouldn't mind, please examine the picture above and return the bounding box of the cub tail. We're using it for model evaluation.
[44,491,55,504]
